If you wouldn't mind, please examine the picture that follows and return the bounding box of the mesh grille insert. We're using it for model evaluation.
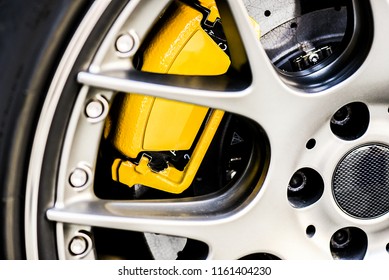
[333,144,389,219]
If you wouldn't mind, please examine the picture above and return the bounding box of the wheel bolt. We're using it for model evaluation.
[331,106,351,126]
[69,236,88,256]
[115,33,136,55]
[331,229,351,249]
[86,100,104,119]
[69,168,89,188]
[288,171,307,192]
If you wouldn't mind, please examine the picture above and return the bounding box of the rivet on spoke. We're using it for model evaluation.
[69,232,92,257]
[69,236,88,256]
[69,164,92,189]
[115,31,139,57]
[85,95,109,123]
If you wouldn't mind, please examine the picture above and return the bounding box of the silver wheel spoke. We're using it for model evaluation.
[47,198,240,253]
[221,0,285,94]
[78,70,252,116]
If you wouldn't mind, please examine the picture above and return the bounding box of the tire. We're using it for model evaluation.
[1,0,387,260]
[0,0,94,259]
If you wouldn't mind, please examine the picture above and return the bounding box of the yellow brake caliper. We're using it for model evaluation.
[109,1,251,194]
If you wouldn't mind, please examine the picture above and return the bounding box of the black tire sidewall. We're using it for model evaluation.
[0,0,93,259]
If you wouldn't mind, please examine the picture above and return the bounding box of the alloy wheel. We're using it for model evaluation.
[25,0,389,260]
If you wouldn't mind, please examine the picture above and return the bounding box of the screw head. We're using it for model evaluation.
[86,100,104,119]
[69,168,88,188]
[115,33,135,55]
[69,236,88,256]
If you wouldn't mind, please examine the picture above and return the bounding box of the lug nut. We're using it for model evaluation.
[331,228,351,249]
[288,171,307,192]
[86,99,104,119]
[69,168,89,188]
[69,236,88,256]
[115,32,136,56]
[331,105,352,126]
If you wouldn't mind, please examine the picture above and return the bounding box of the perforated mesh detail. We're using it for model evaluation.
[333,145,389,219]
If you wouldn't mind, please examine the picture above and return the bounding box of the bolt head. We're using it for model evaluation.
[331,106,352,126]
[86,100,104,119]
[288,171,307,192]
[115,33,135,54]
[331,229,351,249]
[69,236,88,256]
[69,168,88,188]
[308,53,320,64]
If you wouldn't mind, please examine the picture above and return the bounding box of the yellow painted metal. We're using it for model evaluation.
[112,110,224,194]
[144,99,208,151]
[169,29,230,75]
[110,1,230,193]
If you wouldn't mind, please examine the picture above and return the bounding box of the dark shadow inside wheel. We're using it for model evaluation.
[258,0,373,92]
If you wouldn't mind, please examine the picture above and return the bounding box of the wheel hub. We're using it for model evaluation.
[333,144,389,219]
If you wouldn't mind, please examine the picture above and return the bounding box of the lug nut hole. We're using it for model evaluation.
[330,227,367,260]
[287,168,324,208]
[330,102,369,141]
